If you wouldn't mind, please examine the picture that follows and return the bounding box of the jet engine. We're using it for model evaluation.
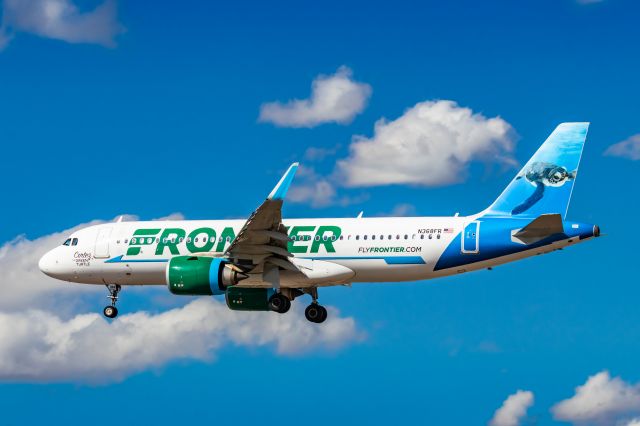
[224,287,274,311]
[167,256,247,295]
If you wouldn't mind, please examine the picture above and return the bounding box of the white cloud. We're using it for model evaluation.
[0,221,363,383]
[337,100,516,187]
[259,66,372,128]
[0,299,361,383]
[604,134,640,161]
[304,145,341,162]
[288,165,338,208]
[627,419,640,426]
[0,219,106,312]
[551,371,640,425]
[489,390,534,426]
[0,0,122,51]
[377,203,417,217]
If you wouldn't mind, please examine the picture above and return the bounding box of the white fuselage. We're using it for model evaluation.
[38,215,591,288]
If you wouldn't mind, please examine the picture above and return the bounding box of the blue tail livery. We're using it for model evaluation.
[484,122,589,219]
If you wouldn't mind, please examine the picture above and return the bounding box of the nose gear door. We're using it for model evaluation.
[461,221,480,254]
[94,227,113,259]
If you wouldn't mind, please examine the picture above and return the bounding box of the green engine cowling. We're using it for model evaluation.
[167,256,245,296]
[225,287,275,311]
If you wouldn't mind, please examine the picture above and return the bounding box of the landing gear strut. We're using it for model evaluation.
[304,287,327,324]
[103,284,121,319]
[268,292,291,314]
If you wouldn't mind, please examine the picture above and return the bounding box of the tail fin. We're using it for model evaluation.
[484,122,589,219]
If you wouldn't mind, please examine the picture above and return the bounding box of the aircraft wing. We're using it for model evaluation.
[224,163,300,284]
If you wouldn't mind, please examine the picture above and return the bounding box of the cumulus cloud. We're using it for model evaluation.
[604,134,640,160]
[551,371,640,425]
[490,390,535,426]
[0,219,106,312]
[376,203,417,217]
[0,221,363,383]
[288,165,338,208]
[0,299,361,383]
[337,100,516,187]
[0,0,123,51]
[259,66,372,128]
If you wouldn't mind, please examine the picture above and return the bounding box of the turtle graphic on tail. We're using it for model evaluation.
[512,161,577,215]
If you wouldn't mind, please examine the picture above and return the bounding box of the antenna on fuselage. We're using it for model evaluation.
[356,211,364,219]
[115,215,124,223]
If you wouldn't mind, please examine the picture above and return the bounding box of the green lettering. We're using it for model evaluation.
[156,228,186,255]
[186,227,216,253]
[127,229,161,256]
[215,227,236,252]
[288,226,316,253]
[311,226,341,253]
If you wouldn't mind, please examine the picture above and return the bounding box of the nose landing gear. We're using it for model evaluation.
[103,284,121,319]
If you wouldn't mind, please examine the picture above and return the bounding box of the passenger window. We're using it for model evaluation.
[226,237,231,242]
[396,235,400,240]
[364,235,368,240]
[429,234,432,239]
[117,240,121,244]
[404,235,408,240]
[323,235,328,241]
[356,235,360,240]
[72,238,78,246]
[315,235,320,241]
[372,235,375,240]
[339,236,343,240]
[420,235,424,240]
[380,235,383,240]
[437,234,441,239]
[124,239,129,244]
[62,238,71,246]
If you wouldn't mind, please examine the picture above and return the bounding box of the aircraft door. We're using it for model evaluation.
[461,221,480,254]
[94,227,113,259]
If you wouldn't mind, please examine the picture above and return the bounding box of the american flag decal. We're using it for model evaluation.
[443,228,453,234]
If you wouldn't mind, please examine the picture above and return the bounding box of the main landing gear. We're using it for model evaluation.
[304,288,327,324]
[268,292,292,314]
[268,287,328,323]
[103,284,121,319]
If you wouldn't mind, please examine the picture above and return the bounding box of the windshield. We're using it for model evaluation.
[62,238,71,246]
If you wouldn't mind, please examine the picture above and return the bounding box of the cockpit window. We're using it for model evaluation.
[62,238,71,246]
[71,238,78,246]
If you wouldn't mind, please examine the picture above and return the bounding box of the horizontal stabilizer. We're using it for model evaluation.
[512,214,564,245]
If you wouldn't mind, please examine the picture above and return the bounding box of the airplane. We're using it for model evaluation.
[39,122,600,323]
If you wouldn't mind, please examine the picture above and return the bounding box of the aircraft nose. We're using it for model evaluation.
[39,250,61,278]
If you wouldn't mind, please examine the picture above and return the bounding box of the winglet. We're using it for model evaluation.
[268,163,299,200]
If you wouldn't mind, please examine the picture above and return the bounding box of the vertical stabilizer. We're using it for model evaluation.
[484,122,589,219]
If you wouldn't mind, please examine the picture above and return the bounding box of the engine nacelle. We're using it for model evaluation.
[225,287,275,311]
[167,256,245,296]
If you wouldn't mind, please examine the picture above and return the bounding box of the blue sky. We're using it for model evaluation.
[0,0,639,424]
